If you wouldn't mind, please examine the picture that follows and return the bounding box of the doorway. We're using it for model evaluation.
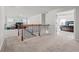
[56,9,75,39]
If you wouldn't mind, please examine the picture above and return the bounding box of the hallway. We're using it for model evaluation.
[0,6,79,52]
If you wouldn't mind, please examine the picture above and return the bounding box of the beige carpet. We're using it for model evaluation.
[3,34,79,52]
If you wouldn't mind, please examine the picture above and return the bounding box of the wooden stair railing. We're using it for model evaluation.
[17,24,49,41]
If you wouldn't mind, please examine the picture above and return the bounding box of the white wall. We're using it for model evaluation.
[75,7,79,40]
[0,7,5,50]
[46,9,59,34]
[28,14,42,24]
[41,13,46,24]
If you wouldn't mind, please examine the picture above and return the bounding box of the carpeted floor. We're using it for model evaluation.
[3,33,79,52]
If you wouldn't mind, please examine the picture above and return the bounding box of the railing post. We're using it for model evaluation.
[21,25,24,41]
[32,24,33,35]
[18,24,19,36]
[38,25,40,36]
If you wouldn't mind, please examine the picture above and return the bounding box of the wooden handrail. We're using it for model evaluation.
[19,24,49,29]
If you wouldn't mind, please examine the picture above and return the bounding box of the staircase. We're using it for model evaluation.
[23,29,37,39]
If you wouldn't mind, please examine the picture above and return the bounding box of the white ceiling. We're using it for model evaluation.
[5,6,76,17]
